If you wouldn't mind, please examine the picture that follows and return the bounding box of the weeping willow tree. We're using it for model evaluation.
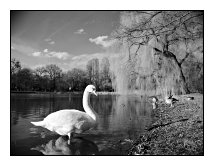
[113,11,203,95]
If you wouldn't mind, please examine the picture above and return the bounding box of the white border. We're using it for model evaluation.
[1,0,213,166]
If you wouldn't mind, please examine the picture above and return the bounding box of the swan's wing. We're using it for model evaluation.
[75,121,85,130]
[74,119,94,133]
[44,109,92,129]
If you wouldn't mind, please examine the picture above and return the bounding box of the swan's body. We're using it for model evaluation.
[31,85,98,140]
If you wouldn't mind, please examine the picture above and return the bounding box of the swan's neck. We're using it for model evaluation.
[83,91,97,121]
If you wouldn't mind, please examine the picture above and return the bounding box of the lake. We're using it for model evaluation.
[11,93,154,155]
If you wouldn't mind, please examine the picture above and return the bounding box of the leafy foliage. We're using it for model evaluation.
[10,58,114,92]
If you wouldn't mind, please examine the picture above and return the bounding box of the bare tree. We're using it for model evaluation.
[11,58,21,75]
[86,58,99,89]
[114,11,203,93]
[44,64,62,91]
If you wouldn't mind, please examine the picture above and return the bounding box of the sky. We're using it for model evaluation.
[11,11,121,71]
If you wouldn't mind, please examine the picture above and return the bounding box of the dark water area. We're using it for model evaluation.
[11,93,154,155]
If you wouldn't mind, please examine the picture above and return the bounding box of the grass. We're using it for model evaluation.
[128,93,203,155]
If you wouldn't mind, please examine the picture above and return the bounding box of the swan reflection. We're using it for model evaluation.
[31,136,98,155]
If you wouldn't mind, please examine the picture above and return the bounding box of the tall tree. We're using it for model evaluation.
[86,58,99,89]
[100,57,112,91]
[11,58,21,75]
[44,64,62,91]
[11,58,22,90]
[66,68,88,91]
[16,68,34,91]
[114,11,203,94]
[33,67,49,91]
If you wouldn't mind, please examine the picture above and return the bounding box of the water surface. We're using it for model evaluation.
[11,93,154,155]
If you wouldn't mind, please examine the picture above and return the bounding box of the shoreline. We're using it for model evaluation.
[126,93,204,155]
[11,91,203,155]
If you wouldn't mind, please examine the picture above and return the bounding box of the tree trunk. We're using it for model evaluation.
[163,50,190,94]
[154,48,190,94]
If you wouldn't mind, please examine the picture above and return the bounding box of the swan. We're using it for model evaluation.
[31,85,98,142]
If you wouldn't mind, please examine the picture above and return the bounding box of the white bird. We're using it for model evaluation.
[187,96,194,100]
[165,95,179,107]
[31,85,98,142]
[150,96,158,109]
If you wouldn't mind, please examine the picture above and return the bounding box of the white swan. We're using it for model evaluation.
[31,85,98,141]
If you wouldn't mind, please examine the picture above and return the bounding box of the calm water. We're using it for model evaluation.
[11,93,154,155]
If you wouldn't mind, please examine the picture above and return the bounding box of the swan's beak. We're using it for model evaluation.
[93,91,98,96]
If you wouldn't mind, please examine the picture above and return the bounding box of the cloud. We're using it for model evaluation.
[32,50,70,60]
[89,35,116,48]
[32,52,42,57]
[74,28,85,34]
[47,51,70,60]
[11,42,36,55]
[68,52,118,69]
[45,38,55,45]
[43,49,48,53]
[49,41,55,45]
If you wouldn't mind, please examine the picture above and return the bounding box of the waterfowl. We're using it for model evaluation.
[31,85,98,142]
[152,102,157,109]
[149,96,158,109]
[187,96,194,100]
[165,95,179,107]
[151,96,158,103]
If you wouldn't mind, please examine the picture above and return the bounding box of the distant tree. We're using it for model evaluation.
[100,57,110,79]
[33,67,49,91]
[86,60,93,83]
[66,68,88,91]
[16,68,34,91]
[34,67,46,77]
[11,58,22,90]
[114,11,203,94]
[44,64,62,91]
[57,73,70,91]
[11,58,21,75]
[100,57,113,91]
[86,58,99,89]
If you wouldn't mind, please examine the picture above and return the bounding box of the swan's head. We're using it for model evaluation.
[85,85,97,96]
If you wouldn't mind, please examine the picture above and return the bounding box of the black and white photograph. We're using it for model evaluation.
[10,10,204,156]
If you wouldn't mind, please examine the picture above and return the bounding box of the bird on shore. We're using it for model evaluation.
[149,96,158,109]
[187,96,194,100]
[165,95,179,107]
[31,85,98,144]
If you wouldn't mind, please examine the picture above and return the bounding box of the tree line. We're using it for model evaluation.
[11,57,114,92]
[11,11,203,94]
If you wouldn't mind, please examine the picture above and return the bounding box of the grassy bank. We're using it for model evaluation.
[127,93,203,155]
